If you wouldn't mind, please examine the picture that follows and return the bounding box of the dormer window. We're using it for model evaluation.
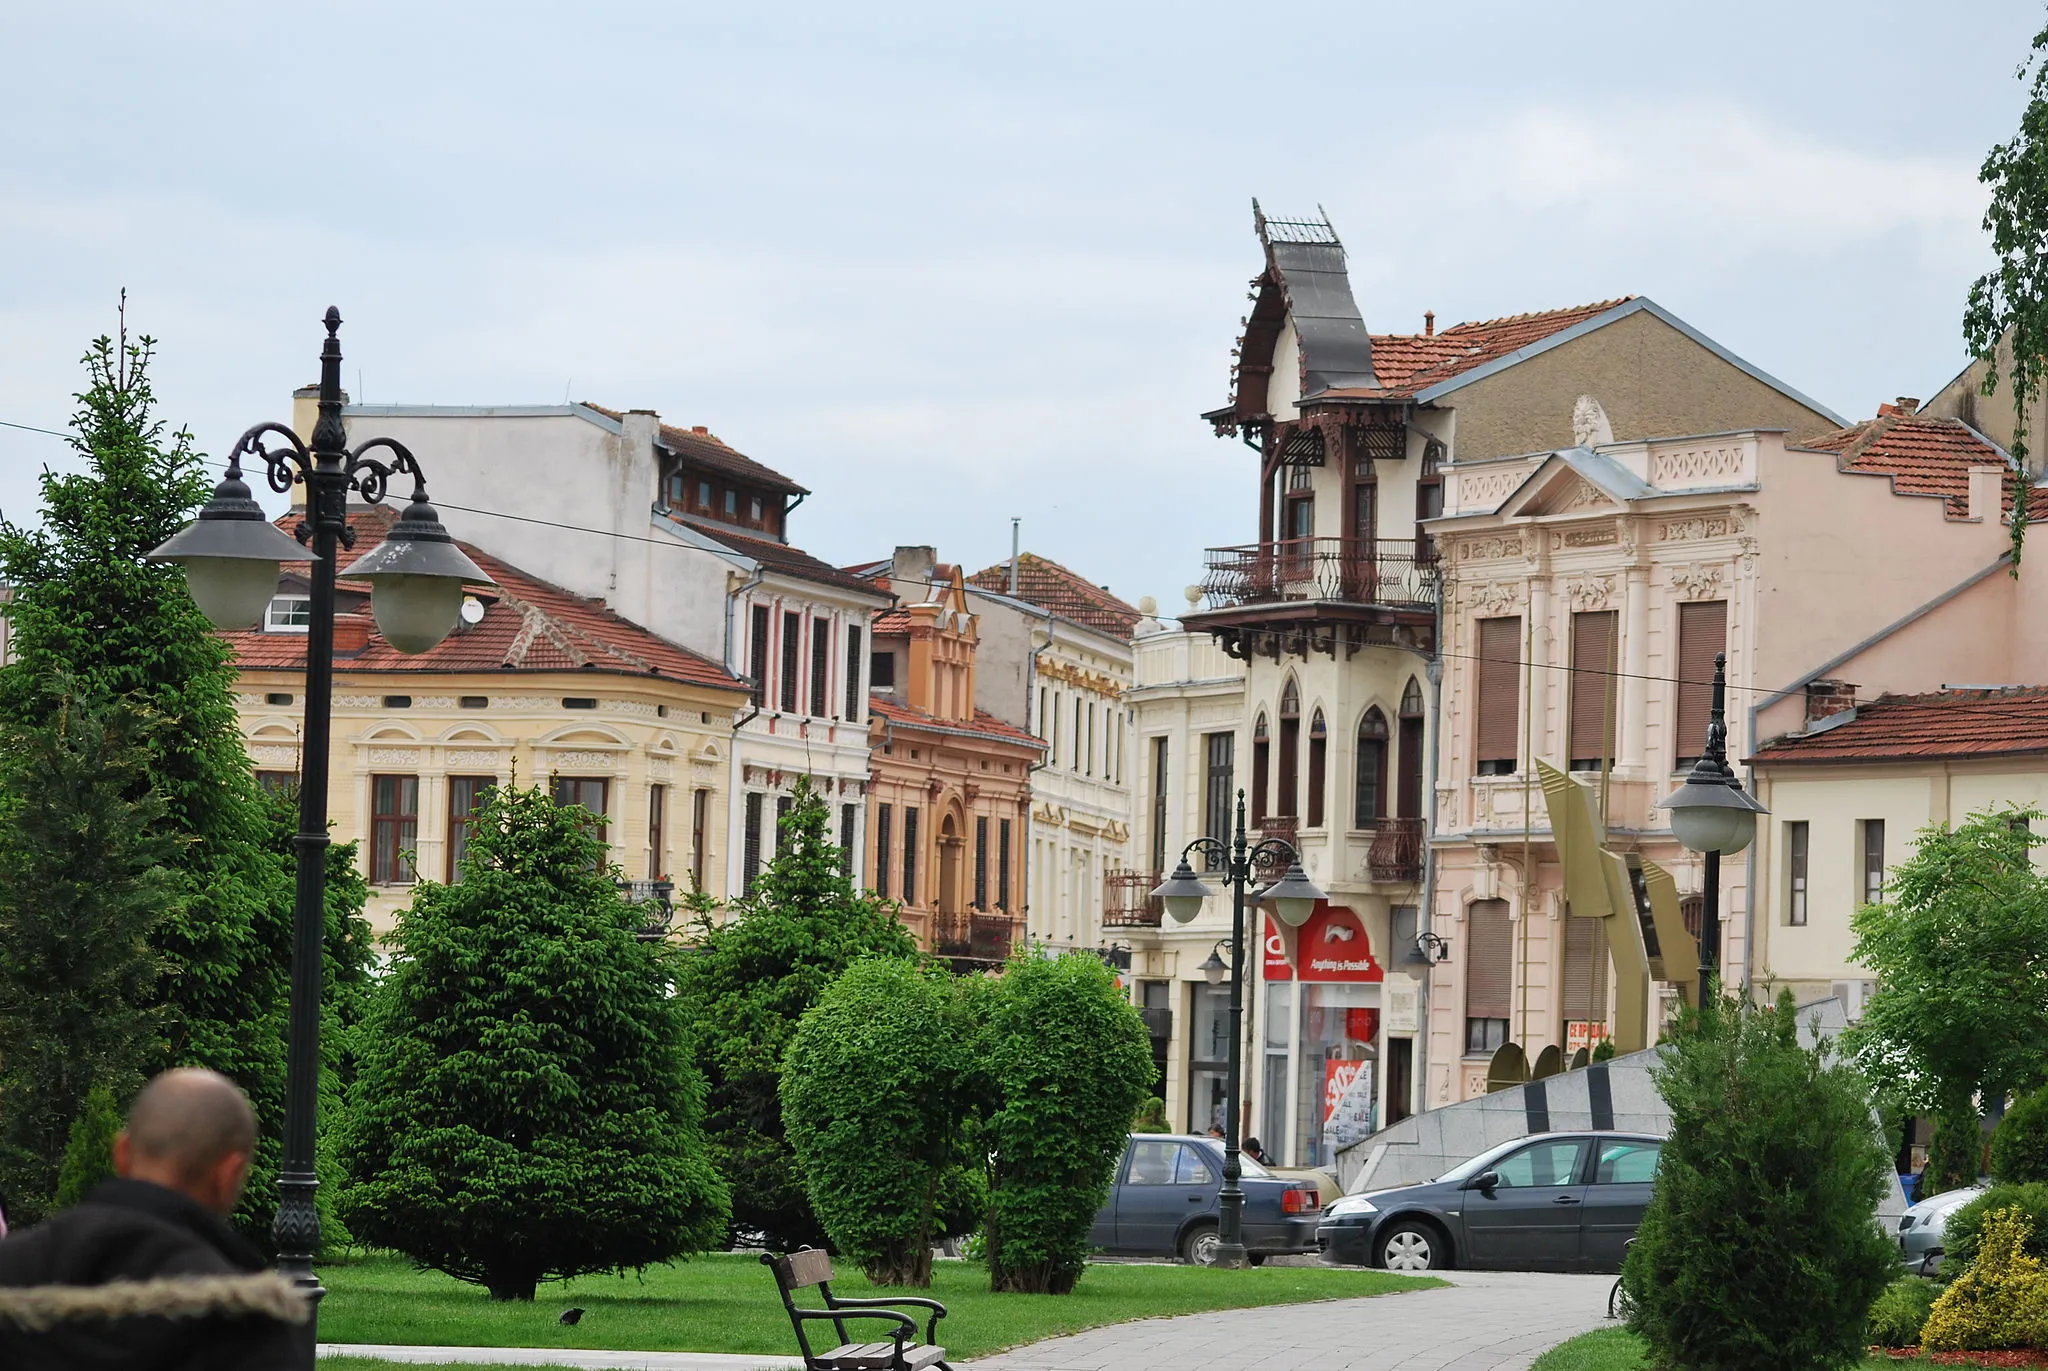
[724,490,738,517]
[750,495,764,523]
[265,595,311,633]
[698,479,712,509]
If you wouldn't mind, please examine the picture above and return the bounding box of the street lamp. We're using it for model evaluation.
[1655,650,1767,1002]
[1200,943,1229,986]
[1151,790,1325,1268]
[148,308,491,1355]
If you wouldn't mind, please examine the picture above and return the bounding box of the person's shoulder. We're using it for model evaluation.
[0,1198,237,1287]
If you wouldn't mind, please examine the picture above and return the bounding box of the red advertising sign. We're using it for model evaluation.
[1263,902,1385,982]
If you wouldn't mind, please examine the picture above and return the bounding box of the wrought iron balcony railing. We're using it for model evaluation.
[1198,537,1441,613]
[1103,870,1165,928]
[1367,817,1425,884]
[934,911,1020,962]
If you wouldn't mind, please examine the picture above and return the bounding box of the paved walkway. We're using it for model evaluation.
[320,1346,799,1369]
[962,1270,1613,1371]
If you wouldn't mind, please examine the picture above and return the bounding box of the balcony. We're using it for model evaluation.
[1256,814,1300,853]
[934,912,1020,964]
[1367,817,1425,884]
[1188,538,1440,659]
[1103,870,1165,928]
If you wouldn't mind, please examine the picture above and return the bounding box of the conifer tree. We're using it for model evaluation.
[53,1084,122,1211]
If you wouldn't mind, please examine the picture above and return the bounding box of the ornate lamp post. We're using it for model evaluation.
[1152,791,1324,1268]
[148,308,492,1358]
[1655,650,1767,1002]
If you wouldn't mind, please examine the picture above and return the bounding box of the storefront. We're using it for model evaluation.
[1258,901,1384,1168]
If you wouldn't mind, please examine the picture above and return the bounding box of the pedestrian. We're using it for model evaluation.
[1243,1137,1268,1165]
[0,1068,307,1370]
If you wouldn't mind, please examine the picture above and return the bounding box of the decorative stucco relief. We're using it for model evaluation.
[1564,478,1607,510]
[648,757,675,780]
[1651,445,1747,485]
[1456,535,1524,562]
[608,700,658,718]
[1669,564,1725,600]
[550,750,617,771]
[1657,516,1738,542]
[334,696,380,709]
[413,697,456,709]
[446,749,504,768]
[236,693,269,709]
[1564,575,1616,611]
[1456,470,1523,509]
[1558,528,1618,548]
[249,746,299,767]
[367,748,422,767]
[1469,582,1524,616]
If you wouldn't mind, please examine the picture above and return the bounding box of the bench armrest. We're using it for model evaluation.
[790,1307,918,1342]
[828,1295,948,1342]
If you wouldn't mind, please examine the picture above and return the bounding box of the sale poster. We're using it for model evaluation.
[1565,1020,1611,1054]
[1321,1060,1375,1152]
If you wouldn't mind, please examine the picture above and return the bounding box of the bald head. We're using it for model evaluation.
[115,1069,258,1214]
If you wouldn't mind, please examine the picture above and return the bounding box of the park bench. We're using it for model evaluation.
[761,1248,954,1371]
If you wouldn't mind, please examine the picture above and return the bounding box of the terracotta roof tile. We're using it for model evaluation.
[870,607,912,634]
[965,553,1141,637]
[670,516,890,597]
[225,506,747,693]
[1751,688,2048,764]
[870,695,1045,750]
[1801,414,2036,518]
[582,403,807,496]
[1314,298,1637,402]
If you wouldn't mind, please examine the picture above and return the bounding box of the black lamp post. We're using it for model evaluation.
[1152,790,1325,1268]
[1655,650,1767,1003]
[148,309,492,1360]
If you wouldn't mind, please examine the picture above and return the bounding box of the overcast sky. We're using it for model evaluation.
[0,1,2036,613]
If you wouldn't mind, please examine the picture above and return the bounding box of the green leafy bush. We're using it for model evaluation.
[1996,1087,2048,1184]
[1926,1094,1987,1196]
[782,958,981,1286]
[1923,1206,2048,1350]
[1943,1183,2048,1273]
[1621,991,1896,1371]
[1132,1097,1169,1133]
[340,783,729,1299]
[982,953,1154,1294]
[53,1083,121,1211]
[1865,1275,1940,1348]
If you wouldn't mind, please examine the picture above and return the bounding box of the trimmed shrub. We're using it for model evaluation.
[1996,1087,2048,1184]
[983,953,1155,1294]
[1622,991,1896,1371]
[52,1083,121,1211]
[1865,1276,1941,1348]
[1943,1182,2048,1273]
[1132,1097,1169,1134]
[782,958,981,1286]
[1923,1206,2048,1350]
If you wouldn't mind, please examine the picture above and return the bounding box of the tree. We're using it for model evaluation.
[982,952,1154,1294]
[339,781,728,1300]
[1965,14,2048,568]
[671,778,919,1250]
[1622,992,1898,1371]
[53,1084,122,1211]
[1848,809,2048,1188]
[0,321,295,1239]
[1995,1084,2048,1185]
[0,686,176,1222]
[782,959,981,1286]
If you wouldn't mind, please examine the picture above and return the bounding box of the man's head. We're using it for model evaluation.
[113,1068,258,1216]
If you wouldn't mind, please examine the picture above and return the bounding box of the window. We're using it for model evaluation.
[1085,701,1095,776]
[743,792,765,895]
[459,695,487,709]
[902,806,919,905]
[724,489,738,517]
[369,775,419,885]
[1306,709,1328,827]
[1569,611,1618,771]
[667,472,685,508]
[447,775,493,882]
[1283,461,1315,542]
[974,816,989,908]
[871,650,896,691]
[1493,1140,1589,1188]
[697,479,712,509]
[1251,714,1270,824]
[1592,1141,1662,1185]
[561,697,597,710]
[1465,897,1511,1054]
[750,495,765,524]
[264,692,294,706]
[875,803,893,899]
[1150,736,1169,871]
[648,783,667,880]
[255,770,298,798]
[1674,600,1729,768]
[780,611,801,713]
[1073,697,1084,773]
[1203,732,1234,852]
[844,625,864,720]
[266,595,311,632]
[1398,678,1426,820]
[1277,679,1301,818]
[690,788,710,889]
[1862,819,1886,906]
[1355,708,1389,827]
[1415,439,1445,564]
[997,818,1012,910]
[840,804,858,877]
[383,695,412,709]
[1476,617,1521,775]
[551,776,610,850]
[810,617,831,717]
[749,605,770,707]
[1787,820,1809,926]
[1560,911,1610,1027]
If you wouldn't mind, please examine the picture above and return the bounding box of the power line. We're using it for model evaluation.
[0,418,69,439]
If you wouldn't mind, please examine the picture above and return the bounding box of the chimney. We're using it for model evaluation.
[333,614,372,657]
[1894,397,1921,416]
[891,545,938,586]
[1969,465,2007,522]
[1424,311,1435,337]
[692,425,709,436]
[289,384,345,509]
[1805,679,1857,725]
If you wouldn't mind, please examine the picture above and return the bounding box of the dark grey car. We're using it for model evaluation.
[1088,1134,1323,1265]
[1317,1131,1663,1273]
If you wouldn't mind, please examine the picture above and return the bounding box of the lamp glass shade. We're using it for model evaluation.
[1669,803,1756,856]
[370,574,465,654]
[1152,861,1215,925]
[1262,862,1326,927]
[1201,951,1228,986]
[181,556,284,630]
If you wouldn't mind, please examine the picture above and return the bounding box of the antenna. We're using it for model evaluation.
[563,378,573,405]
[1008,517,1021,595]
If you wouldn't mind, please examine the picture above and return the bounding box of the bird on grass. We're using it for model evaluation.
[559,1308,585,1326]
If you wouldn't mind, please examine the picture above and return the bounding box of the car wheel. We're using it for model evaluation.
[1377,1220,1446,1272]
[1180,1222,1222,1266]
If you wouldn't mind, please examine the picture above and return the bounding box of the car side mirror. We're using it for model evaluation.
[1465,1171,1500,1194]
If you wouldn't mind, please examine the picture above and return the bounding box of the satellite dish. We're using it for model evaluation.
[1485,1042,1530,1094]
[459,596,485,626]
[1530,1045,1563,1081]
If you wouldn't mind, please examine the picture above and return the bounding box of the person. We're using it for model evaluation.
[1243,1137,1268,1165]
[0,1068,307,1370]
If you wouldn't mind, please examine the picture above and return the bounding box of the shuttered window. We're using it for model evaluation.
[875,803,893,899]
[1306,710,1328,828]
[1355,709,1388,827]
[780,611,802,713]
[997,818,1012,910]
[1465,898,1513,1052]
[1475,617,1521,774]
[840,803,858,877]
[902,806,920,905]
[749,605,770,708]
[1277,679,1301,818]
[743,792,765,895]
[1151,736,1169,870]
[1204,732,1234,851]
[844,625,864,721]
[1569,611,1619,770]
[1251,715,1270,824]
[810,616,831,717]
[974,816,990,908]
[1560,913,1610,1025]
[1787,820,1809,926]
[1674,600,1728,768]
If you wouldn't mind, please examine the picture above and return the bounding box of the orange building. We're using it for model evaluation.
[857,548,1043,966]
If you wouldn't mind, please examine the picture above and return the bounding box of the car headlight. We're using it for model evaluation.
[1899,1215,1915,1232]
[1326,1196,1378,1220]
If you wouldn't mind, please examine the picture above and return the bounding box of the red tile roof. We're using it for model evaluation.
[1751,688,2048,764]
[670,516,890,597]
[1801,413,2029,518]
[870,695,1045,750]
[870,607,913,635]
[1313,298,1637,402]
[582,403,807,496]
[225,506,746,693]
[966,553,1142,638]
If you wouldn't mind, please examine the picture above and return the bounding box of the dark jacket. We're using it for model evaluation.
[0,1178,306,1371]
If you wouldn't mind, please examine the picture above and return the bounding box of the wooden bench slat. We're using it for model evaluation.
[815,1341,946,1370]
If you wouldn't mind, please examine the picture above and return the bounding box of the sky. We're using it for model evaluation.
[0,1,2037,614]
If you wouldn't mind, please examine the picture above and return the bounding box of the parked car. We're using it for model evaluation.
[1088,1134,1323,1265]
[1317,1131,1663,1273]
[1269,1165,1343,1209]
[1899,1183,1986,1275]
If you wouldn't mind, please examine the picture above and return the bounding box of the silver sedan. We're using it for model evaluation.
[1898,1184,1985,1274]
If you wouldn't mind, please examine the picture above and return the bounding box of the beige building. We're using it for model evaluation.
[226,505,751,935]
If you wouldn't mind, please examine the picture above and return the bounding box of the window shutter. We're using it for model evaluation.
[1568,611,1618,766]
[1675,600,1728,762]
[1466,898,1512,1020]
[743,792,764,894]
[1475,617,1522,767]
[1560,912,1609,1023]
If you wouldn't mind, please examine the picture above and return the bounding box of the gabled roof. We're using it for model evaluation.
[1751,688,2048,765]
[1801,410,2040,519]
[1347,299,1636,401]
[1493,446,1657,517]
[661,513,890,597]
[965,553,1142,638]
[226,507,747,692]
[870,695,1045,751]
[582,403,807,496]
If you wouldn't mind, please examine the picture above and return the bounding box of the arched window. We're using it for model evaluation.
[1307,708,1329,828]
[1251,712,1271,823]
[1277,678,1302,819]
[1416,439,1445,564]
[1397,677,1426,819]
[1355,708,1389,827]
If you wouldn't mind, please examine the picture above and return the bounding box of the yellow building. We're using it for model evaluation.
[225,505,752,936]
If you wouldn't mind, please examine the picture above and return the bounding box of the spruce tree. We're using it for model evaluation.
[671,777,919,1249]
[339,782,729,1300]
[53,1084,122,1210]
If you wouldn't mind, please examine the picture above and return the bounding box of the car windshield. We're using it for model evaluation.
[1426,1138,1531,1186]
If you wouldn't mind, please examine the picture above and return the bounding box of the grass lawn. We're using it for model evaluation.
[317,1252,1438,1359]
[1532,1328,2035,1371]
